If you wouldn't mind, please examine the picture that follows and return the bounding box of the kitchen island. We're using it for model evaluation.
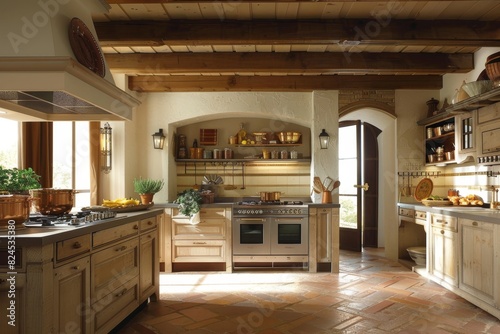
[0,208,163,334]
[398,203,500,320]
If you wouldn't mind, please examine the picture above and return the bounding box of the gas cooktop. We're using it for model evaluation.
[24,210,117,228]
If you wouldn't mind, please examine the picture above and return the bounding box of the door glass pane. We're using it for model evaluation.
[240,224,264,244]
[0,119,18,168]
[339,124,358,229]
[53,122,72,188]
[277,224,301,244]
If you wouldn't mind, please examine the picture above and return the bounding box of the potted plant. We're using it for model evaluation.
[174,189,203,224]
[133,177,164,204]
[0,166,42,194]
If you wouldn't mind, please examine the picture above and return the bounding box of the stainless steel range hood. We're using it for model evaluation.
[0,0,140,121]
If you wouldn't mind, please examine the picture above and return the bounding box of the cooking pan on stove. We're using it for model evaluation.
[29,188,76,215]
[259,191,283,202]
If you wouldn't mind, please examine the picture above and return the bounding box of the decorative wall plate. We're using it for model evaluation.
[414,177,433,201]
[68,17,105,77]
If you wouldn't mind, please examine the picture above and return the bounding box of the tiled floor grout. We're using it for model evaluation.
[114,249,500,333]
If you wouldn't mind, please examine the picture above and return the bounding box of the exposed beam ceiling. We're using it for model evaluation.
[93,1,500,92]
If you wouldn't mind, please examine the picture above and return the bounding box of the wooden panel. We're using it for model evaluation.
[92,221,139,248]
[172,219,226,239]
[56,234,91,262]
[139,231,158,300]
[172,240,225,262]
[139,217,157,231]
[91,238,139,302]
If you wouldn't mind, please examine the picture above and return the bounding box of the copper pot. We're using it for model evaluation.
[0,195,32,228]
[30,188,76,215]
[259,191,282,202]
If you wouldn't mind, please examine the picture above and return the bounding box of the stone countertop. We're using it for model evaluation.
[153,202,340,208]
[0,208,165,247]
[398,202,500,224]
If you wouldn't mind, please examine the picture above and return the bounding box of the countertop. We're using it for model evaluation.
[398,202,500,224]
[0,208,165,247]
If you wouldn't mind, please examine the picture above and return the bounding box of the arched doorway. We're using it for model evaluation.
[339,107,397,256]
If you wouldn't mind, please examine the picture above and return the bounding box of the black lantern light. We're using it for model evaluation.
[152,128,166,149]
[319,128,330,149]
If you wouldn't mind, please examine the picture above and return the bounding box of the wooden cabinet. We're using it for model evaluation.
[171,207,232,271]
[308,207,339,273]
[428,213,458,287]
[53,257,91,334]
[459,218,496,305]
[0,211,161,334]
[422,117,456,165]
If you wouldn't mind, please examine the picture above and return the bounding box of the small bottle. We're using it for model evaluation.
[237,123,247,144]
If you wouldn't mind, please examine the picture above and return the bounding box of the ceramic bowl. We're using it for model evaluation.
[461,80,493,97]
[407,246,426,266]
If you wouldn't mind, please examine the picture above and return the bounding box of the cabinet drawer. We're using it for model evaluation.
[91,238,139,302]
[430,214,457,231]
[92,221,139,248]
[172,218,226,239]
[139,217,157,232]
[56,234,91,262]
[172,240,225,262]
[398,207,415,218]
[173,207,226,218]
[415,210,427,220]
[93,277,139,334]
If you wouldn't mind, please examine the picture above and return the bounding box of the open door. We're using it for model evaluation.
[338,121,380,251]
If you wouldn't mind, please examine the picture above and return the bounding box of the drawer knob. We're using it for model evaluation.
[472,221,478,226]
[148,221,153,225]
[116,288,127,297]
[0,278,6,284]
[73,242,82,249]
[133,225,139,230]
[441,230,445,234]
[71,266,80,270]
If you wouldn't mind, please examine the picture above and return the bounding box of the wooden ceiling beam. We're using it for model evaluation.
[128,74,443,92]
[95,19,500,47]
[107,0,481,3]
[105,52,473,75]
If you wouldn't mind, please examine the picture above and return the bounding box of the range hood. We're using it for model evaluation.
[0,0,140,121]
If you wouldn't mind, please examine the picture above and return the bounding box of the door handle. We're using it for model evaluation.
[354,183,369,191]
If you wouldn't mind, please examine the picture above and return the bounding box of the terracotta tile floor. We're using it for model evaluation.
[115,249,500,333]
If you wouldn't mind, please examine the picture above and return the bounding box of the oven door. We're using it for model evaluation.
[233,217,270,255]
[271,217,308,255]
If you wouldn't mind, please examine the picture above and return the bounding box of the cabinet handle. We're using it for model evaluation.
[472,221,478,226]
[147,221,153,225]
[133,225,139,230]
[116,245,127,252]
[115,288,127,297]
[0,279,5,284]
[71,266,80,270]
[193,242,207,245]
[73,242,82,249]
[436,219,448,225]
[441,230,445,234]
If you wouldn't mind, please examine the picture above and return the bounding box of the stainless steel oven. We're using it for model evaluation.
[232,202,309,268]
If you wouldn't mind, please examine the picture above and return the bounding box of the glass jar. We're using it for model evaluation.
[280,150,288,159]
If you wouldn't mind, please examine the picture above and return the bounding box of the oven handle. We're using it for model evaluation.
[237,218,266,222]
[274,218,305,222]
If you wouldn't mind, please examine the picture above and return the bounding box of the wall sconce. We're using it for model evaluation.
[152,128,166,149]
[100,122,112,173]
[319,129,330,149]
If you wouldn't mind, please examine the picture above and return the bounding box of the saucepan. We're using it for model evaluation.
[259,191,283,202]
[29,188,76,215]
[0,194,32,228]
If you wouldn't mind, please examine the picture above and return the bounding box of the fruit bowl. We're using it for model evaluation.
[277,132,301,144]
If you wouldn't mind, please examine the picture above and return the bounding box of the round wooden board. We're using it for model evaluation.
[414,177,433,201]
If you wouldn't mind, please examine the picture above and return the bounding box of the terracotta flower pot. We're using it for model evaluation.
[140,193,154,205]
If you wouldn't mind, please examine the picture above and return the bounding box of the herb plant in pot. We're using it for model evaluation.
[174,189,203,224]
[133,177,165,204]
[0,166,42,194]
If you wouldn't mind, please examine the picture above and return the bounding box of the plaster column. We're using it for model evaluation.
[311,91,339,203]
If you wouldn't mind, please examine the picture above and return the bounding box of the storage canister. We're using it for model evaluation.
[203,150,213,159]
[224,148,233,159]
[213,149,222,159]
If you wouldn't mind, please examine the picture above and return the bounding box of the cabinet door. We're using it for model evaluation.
[91,238,139,303]
[140,230,158,301]
[459,219,495,304]
[0,273,26,334]
[430,226,458,287]
[53,257,91,334]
